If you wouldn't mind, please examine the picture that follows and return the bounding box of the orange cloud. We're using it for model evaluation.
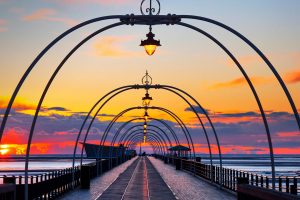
[210,76,272,89]
[0,97,36,111]
[284,70,300,84]
[93,36,141,57]
[22,8,77,26]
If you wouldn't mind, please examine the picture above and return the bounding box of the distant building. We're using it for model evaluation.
[82,143,136,159]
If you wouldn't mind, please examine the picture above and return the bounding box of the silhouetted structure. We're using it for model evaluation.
[168,145,190,158]
[82,143,126,159]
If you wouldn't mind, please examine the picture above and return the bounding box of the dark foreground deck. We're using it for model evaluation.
[97,157,176,200]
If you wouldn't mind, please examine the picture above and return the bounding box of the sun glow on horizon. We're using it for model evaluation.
[0,144,10,155]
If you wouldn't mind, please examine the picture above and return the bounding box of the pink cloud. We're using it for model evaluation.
[51,0,135,5]
[23,9,56,21]
[0,19,7,32]
[22,8,77,26]
[276,131,300,138]
[93,35,142,57]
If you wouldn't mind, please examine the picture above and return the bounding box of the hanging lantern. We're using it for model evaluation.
[142,92,153,107]
[140,31,161,56]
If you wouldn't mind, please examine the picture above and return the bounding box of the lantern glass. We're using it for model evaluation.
[144,45,157,56]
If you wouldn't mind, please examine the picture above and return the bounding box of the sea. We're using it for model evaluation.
[199,154,300,177]
[0,154,299,177]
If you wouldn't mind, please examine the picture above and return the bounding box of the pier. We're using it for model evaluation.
[62,156,234,200]
[0,0,299,200]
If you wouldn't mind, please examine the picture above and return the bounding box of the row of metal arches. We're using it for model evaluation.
[0,14,298,199]
[71,85,222,178]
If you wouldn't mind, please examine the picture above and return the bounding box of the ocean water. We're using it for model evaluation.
[0,154,299,177]
[199,154,300,176]
[0,155,94,176]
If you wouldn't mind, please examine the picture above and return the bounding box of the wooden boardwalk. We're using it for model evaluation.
[97,157,176,200]
[61,156,235,200]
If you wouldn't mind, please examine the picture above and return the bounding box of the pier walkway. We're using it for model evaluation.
[61,156,235,200]
[97,156,176,200]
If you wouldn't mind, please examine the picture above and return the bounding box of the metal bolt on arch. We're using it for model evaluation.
[0,0,299,199]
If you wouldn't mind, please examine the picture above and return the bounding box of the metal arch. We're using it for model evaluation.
[159,85,223,183]
[116,125,173,148]
[111,117,179,147]
[124,131,169,155]
[95,107,188,153]
[1,13,293,193]
[129,136,163,154]
[75,84,218,180]
[94,107,195,167]
[23,22,126,199]
[150,106,196,159]
[94,106,194,165]
[178,15,300,130]
[127,134,165,154]
[172,21,275,188]
[129,141,155,154]
[72,86,133,180]
[119,127,172,149]
[76,83,217,171]
[121,130,169,154]
[114,124,176,147]
[90,106,195,172]
[125,133,167,153]
[0,15,181,143]
[79,88,197,165]
[109,128,170,168]
[109,118,180,165]
[128,135,163,153]
[110,125,174,162]
[0,16,235,191]
[129,139,158,154]
[129,138,160,153]
[122,130,169,153]
[77,87,134,166]
[131,135,166,155]
[124,132,169,153]
[64,16,287,188]
[149,118,180,144]
[0,15,125,142]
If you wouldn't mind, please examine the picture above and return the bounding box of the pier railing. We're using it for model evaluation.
[156,155,299,196]
[0,155,133,199]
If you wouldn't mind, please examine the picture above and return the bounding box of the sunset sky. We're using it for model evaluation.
[0,0,299,156]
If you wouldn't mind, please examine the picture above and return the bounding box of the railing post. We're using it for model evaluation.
[237,177,249,200]
[286,177,290,193]
[80,165,90,189]
[3,176,16,200]
[175,158,181,170]
[279,176,282,192]
[164,156,168,164]
[266,177,269,189]
[290,184,297,195]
